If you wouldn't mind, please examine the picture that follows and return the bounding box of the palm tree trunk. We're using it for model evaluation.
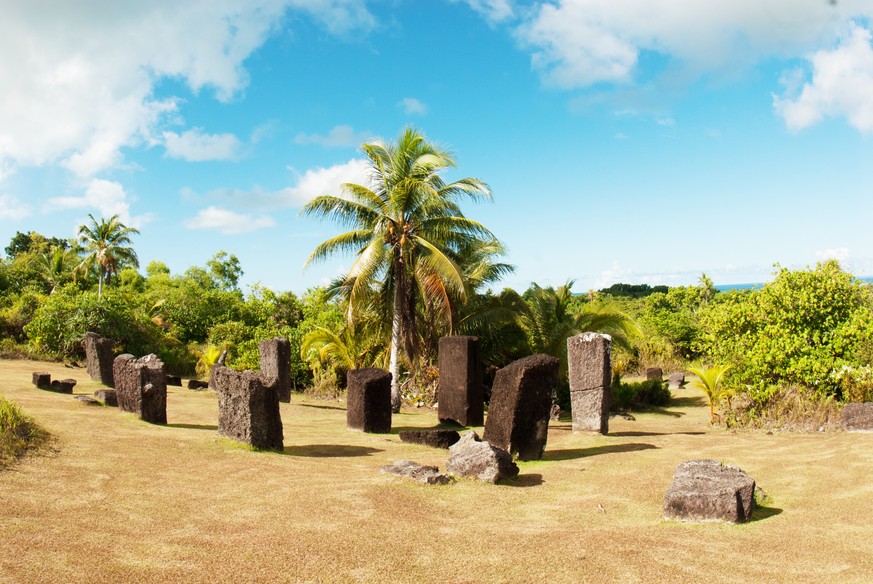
[97,269,103,298]
[389,249,404,412]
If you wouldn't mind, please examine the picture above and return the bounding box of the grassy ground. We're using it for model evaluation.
[2,358,872,583]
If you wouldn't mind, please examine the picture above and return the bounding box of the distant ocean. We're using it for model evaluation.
[716,276,873,292]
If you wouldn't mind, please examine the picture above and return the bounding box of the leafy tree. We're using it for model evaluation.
[4,231,69,260]
[302,126,494,410]
[76,214,140,298]
[206,251,243,291]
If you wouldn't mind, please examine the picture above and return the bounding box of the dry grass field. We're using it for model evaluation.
[2,358,873,583]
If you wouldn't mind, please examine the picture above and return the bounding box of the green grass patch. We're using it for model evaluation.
[0,396,47,468]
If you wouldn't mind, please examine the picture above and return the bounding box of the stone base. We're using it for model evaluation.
[663,459,756,523]
[399,429,461,449]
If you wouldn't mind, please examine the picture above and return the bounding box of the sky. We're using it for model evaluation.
[1,0,873,295]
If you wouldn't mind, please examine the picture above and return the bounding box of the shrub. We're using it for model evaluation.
[720,386,842,432]
[0,397,47,467]
[610,375,671,411]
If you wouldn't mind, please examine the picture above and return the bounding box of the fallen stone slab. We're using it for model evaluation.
[166,375,182,387]
[188,379,209,390]
[663,459,756,523]
[843,403,873,432]
[399,429,461,449]
[380,460,452,485]
[94,389,118,407]
[32,372,51,390]
[74,395,101,406]
[49,379,77,394]
[446,431,519,484]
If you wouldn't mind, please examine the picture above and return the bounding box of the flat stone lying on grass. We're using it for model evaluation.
[212,364,283,451]
[380,460,452,485]
[446,431,519,484]
[346,368,392,433]
[259,337,292,403]
[113,354,167,424]
[94,389,118,407]
[166,375,182,387]
[74,395,101,406]
[398,429,461,449]
[567,332,611,434]
[82,332,115,387]
[50,379,77,394]
[32,372,51,390]
[842,403,873,432]
[437,335,484,426]
[667,372,686,389]
[663,459,756,523]
[187,380,209,390]
[483,354,558,460]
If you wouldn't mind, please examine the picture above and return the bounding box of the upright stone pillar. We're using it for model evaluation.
[212,364,284,451]
[567,332,611,434]
[259,337,292,403]
[646,367,663,381]
[483,354,558,461]
[113,354,167,424]
[437,336,484,426]
[346,368,392,433]
[82,332,115,387]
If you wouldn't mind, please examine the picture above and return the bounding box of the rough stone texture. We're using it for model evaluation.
[82,332,115,387]
[259,337,292,403]
[380,460,452,485]
[94,389,118,407]
[32,372,51,390]
[212,364,283,451]
[446,431,519,484]
[567,333,612,434]
[346,368,392,433]
[50,379,77,394]
[437,336,484,427]
[188,380,209,390]
[74,395,101,405]
[843,402,873,432]
[550,402,561,421]
[113,354,167,424]
[668,372,686,390]
[646,367,664,381]
[483,354,558,460]
[663,459,756,523]
[166,375,182,387]
[399,429,461,449]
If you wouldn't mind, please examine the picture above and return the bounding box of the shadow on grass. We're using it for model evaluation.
[503,473,544,488]
[391,424,467,434]
[751,505,783,522]
[670,395,707,408]
[542,442,657,461]
[297,403,346,411]
[167,423,218,431]
[609,431,705,437]
[283,444,384,457]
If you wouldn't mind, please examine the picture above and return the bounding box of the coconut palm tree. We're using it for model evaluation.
[76,214,140,298]
[688,363,732,424]
[302,127,494,410]
[37,244,77,294]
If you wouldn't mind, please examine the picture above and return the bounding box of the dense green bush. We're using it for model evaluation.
[610,376,671,411]
[0,397,46,467]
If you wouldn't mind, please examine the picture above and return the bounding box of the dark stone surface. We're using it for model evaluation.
[187,379,209,390]
[74,395,101,405]
[212,364,284,451]
[646,367,664,381]
[259,337,292,403]
[668,372,686,389]
[398,429,461,449]
[166,375,182,387]
[437,336,484,426]
[49,378,77,394]
[483,354,558,460]
[663,459,756,523]
[843,402,873,432]
[94,389,118,407]
[32,372,51,390]
[346,368,392,433]
[446,431,519,484]
[113,354,167,424]
[82,332,115,387]
[380,460,451,485]
[567,333,611,434]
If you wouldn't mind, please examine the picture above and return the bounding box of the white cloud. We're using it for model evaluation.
[163,128,241,161]
[774,23,873,133]
[47,178,151,227]
[457,0,515,23]
[0,1,375,178]
[815,247,851,263]
[294,125,371,148]
[282,158,370,206]
[0,194,30,220]
[184,206,276,234]
[398,97,429,116]
[514,0,873,89]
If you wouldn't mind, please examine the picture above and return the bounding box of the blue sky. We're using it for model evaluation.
[2,0,872,294]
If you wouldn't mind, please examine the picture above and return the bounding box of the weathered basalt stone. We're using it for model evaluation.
[567,333,612,434]
[113,354,167,424]
[166,375,182,387]
[380,460,452,485]
[668,372,686,390]
[50,378,77,394]
[437,336,484,426]
[843,402,873,432]
[483,354,558,460]
[259,337,292,403]
[82,332,115,387]
[646,367,663,381]
[187,379,209,390]
[399,429,461,449]
[346,368,392,433]
[212,364,283,451]
[663,459,756,523]
[446,431,519,484]
[94,389,118,407]
[32,372,51,390]
[74,395,101,405]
